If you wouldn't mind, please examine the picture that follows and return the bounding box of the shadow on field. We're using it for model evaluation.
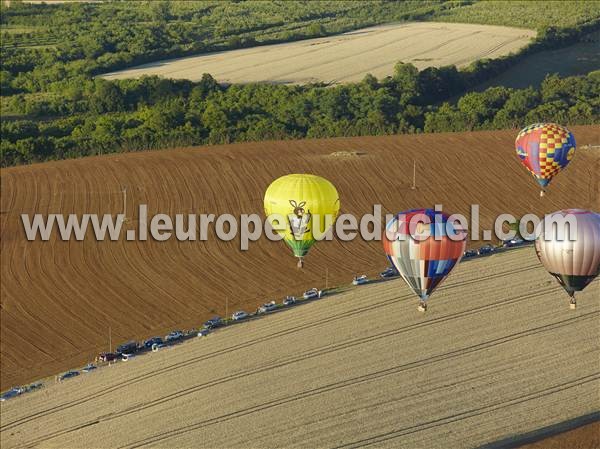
[478,411,600,449]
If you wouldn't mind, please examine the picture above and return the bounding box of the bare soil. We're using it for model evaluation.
[1,126,599,390]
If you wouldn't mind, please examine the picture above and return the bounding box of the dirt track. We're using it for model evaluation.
[0,248,598,449]
[1,127,599,390]
[101,22,535,84]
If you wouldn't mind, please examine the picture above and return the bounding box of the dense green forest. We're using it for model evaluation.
[1,0,599,167]
[2,68,598,166]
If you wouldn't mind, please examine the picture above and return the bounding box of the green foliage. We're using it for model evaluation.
[1,0,442,83]
[424,72,598,133]
[1,1,599,167]
[1,70,598,167]
[433,1,600,30]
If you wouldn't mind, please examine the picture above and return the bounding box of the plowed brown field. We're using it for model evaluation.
[1,127,599,389]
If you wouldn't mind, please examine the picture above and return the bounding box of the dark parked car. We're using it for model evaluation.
[0,387,23,401]
[463,249,477,258]
[116,341,139,354]
[24,382,43,393]
[58,371,80,381]
[143,337,164,348]
[203,316,223,329]
[98,352,118,362]
[380,266,398,278]
[477,245,495,255]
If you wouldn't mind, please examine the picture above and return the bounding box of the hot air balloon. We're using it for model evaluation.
[383,208,466,312]
[515,123,576,197]
[535,209,600,309]
[264,174,340,268]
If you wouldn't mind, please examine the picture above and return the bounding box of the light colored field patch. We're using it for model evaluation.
[0,249,598,449]
[101,22,536,85]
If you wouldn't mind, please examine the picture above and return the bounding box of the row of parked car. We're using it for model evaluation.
[463,238,531,259]
[0,382,43,402]
[95,329,191,364]
[3,241,537,402]
[0,265,424,400]
[463,244,495,258]
[77,289,327,380]
[227,289,321,324]
[49,243,532,387]
[354,239,533,287]
[353,266,401,284]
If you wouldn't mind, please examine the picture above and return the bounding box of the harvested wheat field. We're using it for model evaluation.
[101,22,535,84]
[1,126,599,390]
[1,248,598,449]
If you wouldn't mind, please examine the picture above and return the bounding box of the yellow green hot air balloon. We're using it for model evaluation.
[264,174,340,268]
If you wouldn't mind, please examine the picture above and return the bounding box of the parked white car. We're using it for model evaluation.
[258,301,277,313]
[165,330,184,342]
[352,275,368,286]
[282,296,297,306]
[303,288,322,300]
[232,310,249,321]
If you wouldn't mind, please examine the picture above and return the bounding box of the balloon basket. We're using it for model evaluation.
[540,190,545,197]
[569,303,577,310]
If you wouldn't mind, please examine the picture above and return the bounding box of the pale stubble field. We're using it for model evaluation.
[1,248,598,449]
[102,22,536,84]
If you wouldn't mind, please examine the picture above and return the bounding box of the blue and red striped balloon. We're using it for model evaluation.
[383,208,466,306]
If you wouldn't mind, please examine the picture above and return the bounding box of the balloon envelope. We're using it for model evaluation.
[264,174,340,259]
[515,123,575,191]
[383,208,466,300]
[535,209,600,296]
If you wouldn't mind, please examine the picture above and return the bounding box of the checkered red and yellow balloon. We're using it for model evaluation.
[515,123,576,196]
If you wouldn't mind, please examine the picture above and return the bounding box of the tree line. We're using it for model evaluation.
[2,67,598,166]
[1,0,599,166]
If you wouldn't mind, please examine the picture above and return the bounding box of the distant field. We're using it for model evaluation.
[102,22,536,85]
[476,31,600,90]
